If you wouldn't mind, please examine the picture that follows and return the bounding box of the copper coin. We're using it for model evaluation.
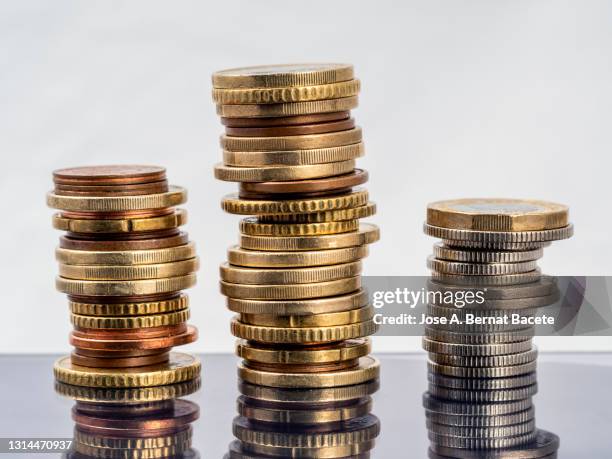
[69,325,198,351]
[70,351,170,368]
[244,359,359,374]
[68,293,179,305]
[72,324,187,340]
[75,400,174,417]
[237,188,353,200]
[60,208,174,220]
[239,169,368,196]
[53,165,166,186]
[54,180,169,197]
[221,111,350,128]
[60,232,189,250]
[74,348,172,358]
[225,118,355,137]
[72,399,198,432]
[65,228,180,241]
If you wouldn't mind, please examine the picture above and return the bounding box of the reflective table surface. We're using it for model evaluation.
[0,353,610,457]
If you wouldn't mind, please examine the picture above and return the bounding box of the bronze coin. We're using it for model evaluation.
[238,188,353,200]
[65,228,180,241]
[225,118,355,137]
[69,325,198,351]
[54,180,169,197]
[60,208,174,220]
[53,165,166,186]
[244,359,359,374]
[75,400,174,416]
[60,232,189,251]
[70,351,170,368]
[68,293,179,305]
[239,169,368,195]
[221,111,350,127]
[74,348,172,358]
[72,399,198,432]
[72,324,188,340]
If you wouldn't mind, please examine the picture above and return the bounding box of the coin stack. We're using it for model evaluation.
[47,165,201,432]
[422,198,573,459]
[57,379,201,459]
[211,64,381,457]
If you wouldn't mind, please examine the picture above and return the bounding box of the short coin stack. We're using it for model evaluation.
[47,165,201,419]
[212,64,381,457]
[423,198,573,459]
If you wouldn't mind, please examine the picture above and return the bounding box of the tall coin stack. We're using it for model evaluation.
[212,64,381,457]
[423,198,573,459]
[47,165,201,458]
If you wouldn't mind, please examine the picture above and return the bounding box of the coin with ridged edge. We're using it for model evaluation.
[238,356,379,388]
[221,128,362,151]
[59,257,199,281]
[220,276,361,300]
[427,360,537,378]
[259,202,376,223]
[428,372,538,390]
[217,96,358,118]
[422,337,533,356]
[57,243,197,266]
[240,307,373,328]
[53,352,200,388]
[426,419,536,439]
[227,245,368,268]
[427,256,538,276]
[239,218,359,236]
[220,261,362,285]
[74,441,191,459]
[426,407,535,427]
[427,383,538,402]
[428,348,538,367]
[74,427,192,449]
[424,223,574,244]
[215,159,355,182]
[57,273,197,296]
[429,269,542,286]
[238,379,379,403]
[52,209,187,233]
[423,393,533,416]
[236,339,371,364]
[428,430,537,450]
[69,294,189,316]
[226,439,374,459]
[433,243,543,263]
[223,143,364,167]
[70,309,190,329]
[424,327,535,345]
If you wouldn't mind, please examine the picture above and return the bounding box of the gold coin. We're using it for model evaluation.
[221,128,361,151]
[238,356,379,388]
[236,339,371,364]
[228,439,375,458]
[237,396,372,424]
[259,202,376,223]
[220,276,360,300]
[57,243,197,266]
[217,96,358,118]
[47,186,186,212]
[427,198,569,231]
[54,377,201,403]
[74,441,190,459]
[238,379,379,403]
[213,79,360,104]
[227,245,368,268]
[52,209,187,233]
[59,257,199,281]
[212,63,354,89]
[222,189,368,215]
[70,309,190,329]
[74,428,192,449]
[214,159,355,182]
[226,290,368,315]
[69,294,189,316]
[220,261,361,285]
[56,273,196,296]
[240,223,379,251]
[240,306,373,328]
[53,352,200,388]
[230,318,377,344]
[239,218,359,236]
[222,143,364,166]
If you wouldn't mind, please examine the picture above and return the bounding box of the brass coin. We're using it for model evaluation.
[214,159,355,182]
[53,352,200,388]
[70,351,170,368]
[70,309,190,329]
[226,289,368,315]
[217,96,358,118]
[236,339,371,364]
[240,223,379,251]
[69,294,188,316]
[427,198,569,231]
[239,169,368,195]
[238,379,379,403]
[221,127,362,151]
[74,427,191,449]
[60,232,189,251]
[227,439,374,459]
[227,245,368,268]
[220,261,361,285]
[246,360,359,374]
[52,209,187,234]
[56,273,197,296]
[222,189,368,215]
[47,186,187,212]
[213,80,360,104]
[237,356,379,388]
[239,219,359,237]
[221,111,350,127]
[230,318,377,344]
[225,118,355,137]
[223,143,364,167]
[258,203,376,223]
[240,306,373,327]
[59,257,199,281]
[220,276,361,300]
[74,441,191,458]
[212,64,354,89]
[53,165,166,186]
[57,243,197,266]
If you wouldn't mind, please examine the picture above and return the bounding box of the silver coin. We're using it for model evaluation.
[428,430,538,449]
[423,337,534,356]
[428,349,538,368]
[427,419,536,439]
[427,277,557,300]
[428,372,538,390]
[433,243,544,263]
[424,224,574,243]
[428,256,539,276]
[428,383,538,402]
[427,361,537,378]
[425,407,535,427]
[423,393,533,416]
[430,269,542,286]
[424,327,535,345]
[443,239,551,250]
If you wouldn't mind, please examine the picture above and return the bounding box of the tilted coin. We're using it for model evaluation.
[433,243,543,263]
[235,339,371,364]
[227,245,368,268]
[220,276,361,300]
[239,218,359,236]
[59,257,199,281]
[427,198,569,231]
[424,223,574,244]
[422,337,533,356]
[240,223,379,251]
[220,261,362,285]
[217,96,358,118]
[52,209,187,233]
[56,273,197,296]
[427,256,539,276]
[70,309,190,329]
[223,143,364,167]
[214,159,355,182]
[238,356,379,388]
[238,379,379,403]
[57,243,197,266]
[221,128,362,151]
[69,294,189,316]
[240,306,373,327]
[258,202,376,223]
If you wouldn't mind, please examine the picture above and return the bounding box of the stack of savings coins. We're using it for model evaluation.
[212,64,381,457]
[47,165,201,397]
[423,198,573,459]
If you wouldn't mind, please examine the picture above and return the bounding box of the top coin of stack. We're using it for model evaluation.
[211,64,380,414]
[47,165,200,389]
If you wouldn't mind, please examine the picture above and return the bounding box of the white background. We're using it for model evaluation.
[1,0,611,354]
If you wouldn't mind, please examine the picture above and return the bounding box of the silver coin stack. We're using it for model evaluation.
[422,199,573,459]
